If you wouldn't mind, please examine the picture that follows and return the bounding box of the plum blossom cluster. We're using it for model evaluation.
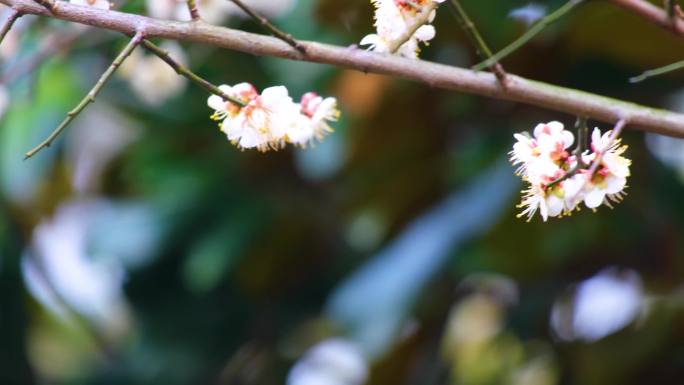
[510,121,631,222]
[360,0,446,59]
[207,83,339,151]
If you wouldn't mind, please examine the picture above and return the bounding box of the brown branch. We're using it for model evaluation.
[0,8,21,45]
[186,0,200,21]
[24,31,144,159]
[4,0,684,138]
[227,0,305,53]
[447,0,507,84]
[140,39,247,107]
[608,0,684,36]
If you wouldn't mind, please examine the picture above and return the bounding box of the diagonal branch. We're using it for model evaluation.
[5,0,684,138]
[0,8,21,45]
[473,0,585,71]
[608,0,684,37]
[140,39,246,107]
[24,31,144,159]
[227,0,305,53]
[447,0,506,84]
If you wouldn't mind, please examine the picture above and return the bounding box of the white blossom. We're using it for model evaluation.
[207,84,339,151]
[360,0,445,59]
[510,122,630,221]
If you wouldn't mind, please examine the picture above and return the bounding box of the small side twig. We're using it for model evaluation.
[629,57,684,82]
[24,31,144,159]
[140,39,246,107]
[447,0,506,84]
[585,119,627,178]
[545,117,588,189]
[0,8,21,45]
[473,0,584,71]
[567,118,627,203]
[186,0,200,21]
[227,0,305,53]
[388,2,438,54]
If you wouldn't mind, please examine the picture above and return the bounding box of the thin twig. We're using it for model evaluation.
[0,8,21,45]
[546,117,588,189]
[629,57,684,82]
[586,119,627,178]
[227,0,305,53]
[567,119,628,203]
[5,0,684,137]
[473,0,584,71]
[140,39,246,107]
[186,0,199,21]
[24,31,144,159]
[447,0,506,84]
[387,2,438,54]
[666,0,676,19]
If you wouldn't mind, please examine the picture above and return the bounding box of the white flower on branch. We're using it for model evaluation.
[360,0,445,59]
[69,0,111,10]
[510,121,631,221]
[207,83,339,151]
[119,41,187,106]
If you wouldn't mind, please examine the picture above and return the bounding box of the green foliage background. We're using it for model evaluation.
[2,0,684,384]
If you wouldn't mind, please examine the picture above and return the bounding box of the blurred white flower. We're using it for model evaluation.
[287,338,368,385]
[508,3,547,26]
[551,267,644,342]
[646,133,684,181]
[146,0,296,24]
[69,0,111,10]
[119,41,187,106]
[0,85,9,119]
[23,200,132,335]
[66,104,139,193]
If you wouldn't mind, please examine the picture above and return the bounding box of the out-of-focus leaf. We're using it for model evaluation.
[326,160,518,357]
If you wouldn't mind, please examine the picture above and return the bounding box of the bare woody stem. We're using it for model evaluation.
[24,31,144,160]
[0,8,21,44]
[388,2,438,54]
[546,117,588,189]
[586,119,627,178]
[447,0,507,83]
[5,0,684,137]
[139,39,246,107]
[227,0,305,53]
[187,0,200,21]
[473,0,585,71]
